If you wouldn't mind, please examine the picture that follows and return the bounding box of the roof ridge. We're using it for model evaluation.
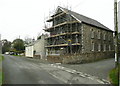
[59,6,112,31]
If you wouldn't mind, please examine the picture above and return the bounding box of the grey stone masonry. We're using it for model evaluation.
[45,6,114,63]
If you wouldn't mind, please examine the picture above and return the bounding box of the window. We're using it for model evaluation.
[92,42,95,51]
[98,44,101,51]
[91,29,94,38]
[109,45,110,51]
[103,44,106,51]
[108,35,111,41]
[103,33,106,40]
[98,31,101,39]
[75,35,78,43]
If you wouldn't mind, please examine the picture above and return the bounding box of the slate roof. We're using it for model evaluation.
[26,40,40,47]
[58,6,113,32]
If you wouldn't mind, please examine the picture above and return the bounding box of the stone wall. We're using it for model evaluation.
[82,23,114,53]
[47,51,114,63]
[47,55,62,63]
[62,51,115,64]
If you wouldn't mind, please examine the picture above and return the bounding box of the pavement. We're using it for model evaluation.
[2,55,113,84]
[61,58,115,80]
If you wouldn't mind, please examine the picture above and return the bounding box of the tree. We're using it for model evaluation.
[24,36,33,44]
[37,36,41,40]
[12,39,25,53]
[2,39,11,54]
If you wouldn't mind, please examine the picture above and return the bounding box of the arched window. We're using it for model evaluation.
[103,44,106,51]
[98,31,101,39]
[109,45,111,51]
[103,33,106,40]
[98,44,101,51]
[91,42,94,51]
[91,29,94,38]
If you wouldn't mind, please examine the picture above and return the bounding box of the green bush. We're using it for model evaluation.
[0,55,3,85]
[109,67,119,86]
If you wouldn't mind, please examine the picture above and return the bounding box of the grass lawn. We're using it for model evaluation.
[0,55,3,61]
[12,54,23,57]
[0,72,2,85]
[109,66,119,86]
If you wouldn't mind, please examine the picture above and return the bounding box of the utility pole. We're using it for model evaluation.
[114,0,119,68]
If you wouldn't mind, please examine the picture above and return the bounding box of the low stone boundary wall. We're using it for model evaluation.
[47,51,115,63]
[62,51,115,64]
[47,55,62,63]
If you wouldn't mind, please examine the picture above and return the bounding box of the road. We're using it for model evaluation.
[62,58,115,80]
[3,55,64,84]
[2,55,110,84]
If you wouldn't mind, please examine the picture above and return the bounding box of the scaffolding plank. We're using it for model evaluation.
[44,21,79,31]
[47,12,65,22]
[45,31,80,39]
[45,43,80,48]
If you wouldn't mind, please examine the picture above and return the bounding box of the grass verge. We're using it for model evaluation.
[12,55,23,57]
[0,55,4,85]
[109,66,119,86]
[0,55,4,61]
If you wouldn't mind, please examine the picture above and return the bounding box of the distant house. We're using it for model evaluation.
[44,6,114,63]
[25,43,34,57]
[25,34,46,59]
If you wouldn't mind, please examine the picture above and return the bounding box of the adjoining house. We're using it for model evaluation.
[25,43,34,57]
[44,6,114,63]
[25,34,46,59]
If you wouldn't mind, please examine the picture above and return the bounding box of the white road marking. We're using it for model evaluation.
[49,63,110,84]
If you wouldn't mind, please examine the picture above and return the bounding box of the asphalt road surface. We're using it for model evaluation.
[62,58,115,80]
[2,55,110,84]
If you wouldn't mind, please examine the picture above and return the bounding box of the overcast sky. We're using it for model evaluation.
[118,1,120,33]
[0,0,120,42]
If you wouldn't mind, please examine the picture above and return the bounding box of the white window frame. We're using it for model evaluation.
[98,31,101,39]
[75,35,78,43]
[91,30,94,38]
[108,35,111,41]
[103,33,106,40]
[98,44,101,51]
[103,44,106,51]
[109,45,111,51]
[92,42,95,51]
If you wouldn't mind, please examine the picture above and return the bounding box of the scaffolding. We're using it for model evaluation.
[44,7,82,62]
